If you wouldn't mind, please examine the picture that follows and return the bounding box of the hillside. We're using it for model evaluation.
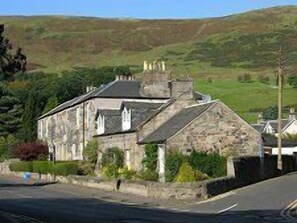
[1,6,297,75]
[1,6,297,123]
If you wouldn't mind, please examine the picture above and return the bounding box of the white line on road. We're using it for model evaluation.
[216,204,238,214]
[196,191,236,205]
[16,193,32,198]
[280,198,297,222]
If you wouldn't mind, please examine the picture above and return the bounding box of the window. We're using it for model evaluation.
[122,107,131,131]
[97,114,105,135]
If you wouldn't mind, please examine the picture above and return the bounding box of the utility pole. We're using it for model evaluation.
[277,47,285,171]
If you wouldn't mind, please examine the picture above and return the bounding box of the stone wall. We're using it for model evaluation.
[138,94,197,141]
[96,132,144,171]
[167,101,261,156]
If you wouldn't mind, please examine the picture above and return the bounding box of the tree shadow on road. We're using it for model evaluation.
[0,197,287,223]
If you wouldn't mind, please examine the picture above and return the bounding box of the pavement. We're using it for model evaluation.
[1,173,297,223]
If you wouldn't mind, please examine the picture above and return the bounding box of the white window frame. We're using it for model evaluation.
[122,107,131,131]
[97,114,105,135]
[40,120,43,138]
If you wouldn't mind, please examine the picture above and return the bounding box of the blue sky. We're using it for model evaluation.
[1,0,297,19]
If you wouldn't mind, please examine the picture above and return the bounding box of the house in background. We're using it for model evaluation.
[262,134,297,155]
[37,61,261,181]
[252,109,297,136]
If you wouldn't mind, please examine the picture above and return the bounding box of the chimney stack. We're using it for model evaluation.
[161,61,166,71]
[257,113,264,124]
[289,108,296,121]
[143,60,148,71]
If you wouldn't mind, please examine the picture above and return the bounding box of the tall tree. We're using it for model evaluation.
[21,91,36,142]
[0,82,22,137]
[0,24,26,81]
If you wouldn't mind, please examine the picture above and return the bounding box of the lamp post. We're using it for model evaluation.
[277,47,285,171]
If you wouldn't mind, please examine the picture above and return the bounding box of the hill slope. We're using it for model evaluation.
[1,6,297,75]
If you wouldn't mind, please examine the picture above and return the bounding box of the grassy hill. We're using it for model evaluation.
[1,6,297,122]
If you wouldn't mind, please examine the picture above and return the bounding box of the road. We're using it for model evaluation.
[0,174,297,223]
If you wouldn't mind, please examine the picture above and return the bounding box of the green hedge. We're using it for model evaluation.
[9,161,78,176]
[9,161,33,172]
[54,163,78,176]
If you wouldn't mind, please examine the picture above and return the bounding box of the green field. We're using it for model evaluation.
[195,78,297,123]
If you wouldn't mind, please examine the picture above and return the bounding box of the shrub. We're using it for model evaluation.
[83,139,98,164]
[54,163,78,176]
[102,164,119,179]
[118,167,137,180]
[138,170,158,182]
[189,151,227,178]
[288,74,297,88]
[9,161,33,172]
[15,142,48,161]
[174,162,196,182]
[101,147,124,168]
[142,143,158,171]
[33,161,54,174]
[0,135,19,160]
[77,161,95,176]
[195,170,209,181]
[165,150,187,182]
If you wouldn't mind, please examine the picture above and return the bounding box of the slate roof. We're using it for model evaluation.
[251,124,266,133]
[139,101,216,144]
[95,102,163,136]
[262,134,297,147]
[268,120,292,133]
[38,80,169,120]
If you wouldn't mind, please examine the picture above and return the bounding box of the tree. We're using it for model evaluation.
[0,82,22,137]
[0,24,26,81]
[43,96,58,114]
[21,91,36,142]
[263,106,278,120]
[0,134,19,160]
[83,139,98,164]
[288,74,297,88]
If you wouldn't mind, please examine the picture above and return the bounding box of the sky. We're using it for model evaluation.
[1,0,297,19]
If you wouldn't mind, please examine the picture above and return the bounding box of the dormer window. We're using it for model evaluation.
[97,114,105,135]
[122,107,131,131]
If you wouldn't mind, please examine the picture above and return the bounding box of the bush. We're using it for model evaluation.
[9,161,33,172]
[15,142,48,161]
[54,163,78,176]
[165,150,187,182]
[83,139,98,164]
[101,147,124,168]
[288,74,297,88]
[195,170,209,181]
[118,167,137,180]
[0,135,19,160]
[9,161,78,176]
[189,151,226,178]
[174,162,196,182]
[138,170,158,182]
[33,161,54,174]
[142,143,158,171]
[77,161,95,176]
[102,164,119,179]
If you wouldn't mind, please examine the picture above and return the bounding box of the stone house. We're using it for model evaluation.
[252,109,297,136]
[37,61,261,181]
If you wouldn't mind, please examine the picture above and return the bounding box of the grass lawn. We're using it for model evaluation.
[195,79,297,123]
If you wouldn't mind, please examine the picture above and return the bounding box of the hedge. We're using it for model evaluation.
[9,161,78,176]
[9,161,33,172]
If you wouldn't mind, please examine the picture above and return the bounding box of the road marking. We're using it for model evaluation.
[216,204,238,214]
[16,193,33,198]
[196,191,236,205]
[280,199,297,222]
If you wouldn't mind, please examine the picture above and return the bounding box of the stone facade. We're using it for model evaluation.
[97,132,144,171]
[167,101,261,156]
[137,93,197,142]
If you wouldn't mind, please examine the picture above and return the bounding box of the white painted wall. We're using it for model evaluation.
[272,147,297,155]
[283,120,297,135]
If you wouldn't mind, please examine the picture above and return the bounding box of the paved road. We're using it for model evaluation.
[0,174,297,223]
